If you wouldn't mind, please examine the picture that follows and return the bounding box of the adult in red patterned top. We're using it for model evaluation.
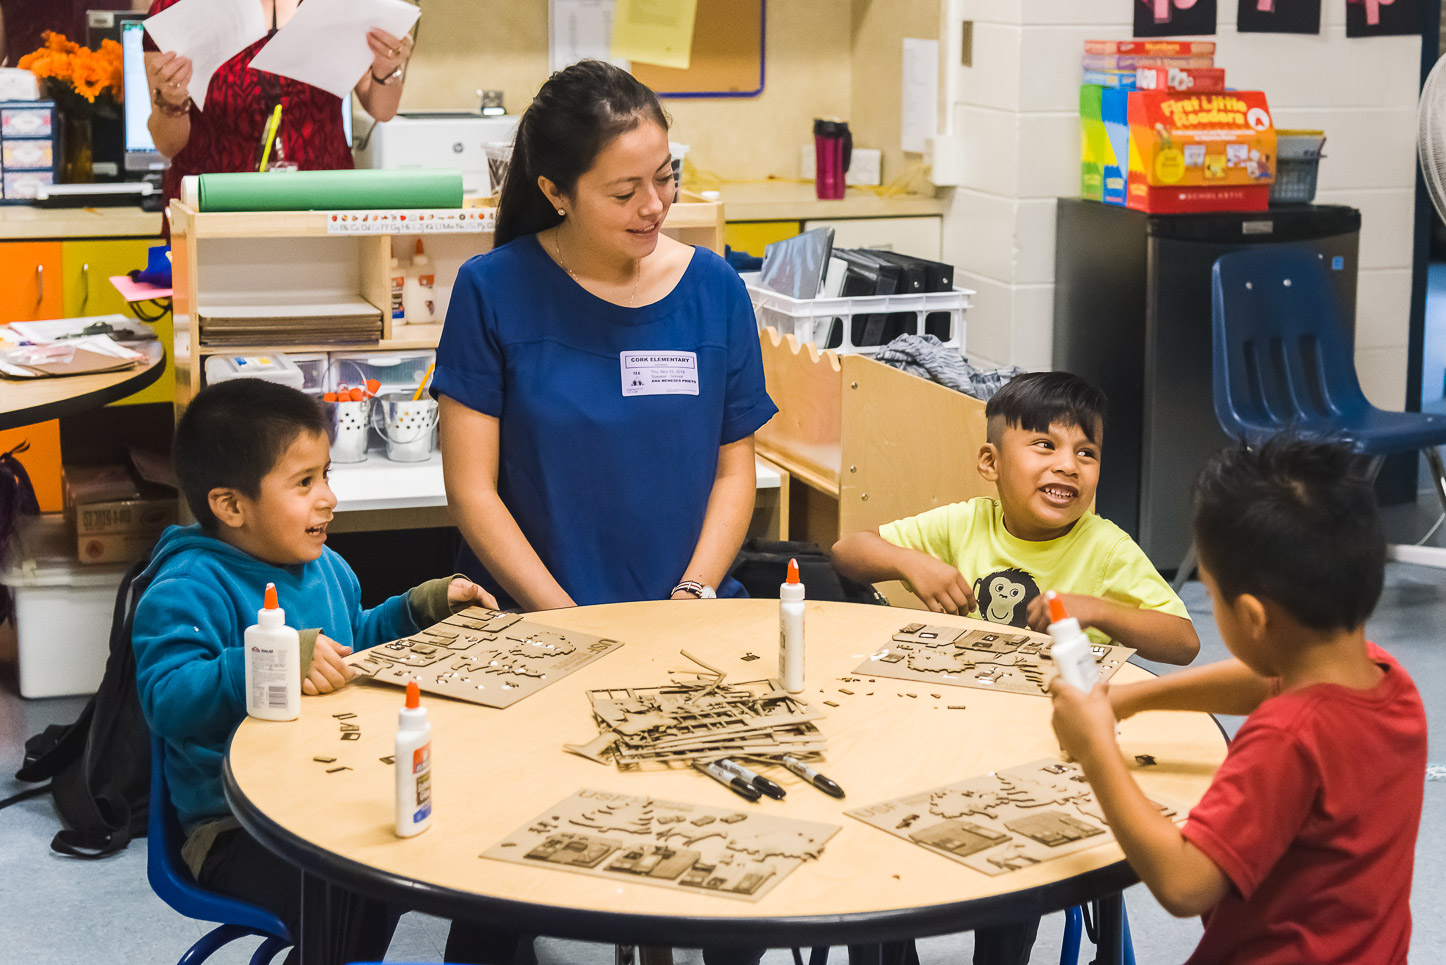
[142,0,410,211]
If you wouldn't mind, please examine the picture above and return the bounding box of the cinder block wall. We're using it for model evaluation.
[945,0,1421,412]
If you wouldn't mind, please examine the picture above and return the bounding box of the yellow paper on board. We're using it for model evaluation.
[610,0,698,69]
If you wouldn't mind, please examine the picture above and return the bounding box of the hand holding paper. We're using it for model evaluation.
[248,0,421,100]
[142,0,267,110]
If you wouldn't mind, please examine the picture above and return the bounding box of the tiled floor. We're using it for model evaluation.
[2,552,1443,963]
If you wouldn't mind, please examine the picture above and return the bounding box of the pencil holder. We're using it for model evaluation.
[323,398,372,463]
[373,392,438,462]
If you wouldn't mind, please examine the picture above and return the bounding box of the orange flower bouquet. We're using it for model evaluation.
[18,32,125,182]
[19,31,124,106]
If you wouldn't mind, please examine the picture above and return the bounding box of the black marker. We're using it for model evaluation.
[780,754,846,799]
[717,758,786,800]
[695,760,762,801]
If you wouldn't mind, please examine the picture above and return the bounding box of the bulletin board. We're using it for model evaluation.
[631,0,765,98]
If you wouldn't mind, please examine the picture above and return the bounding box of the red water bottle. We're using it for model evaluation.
[813,118,852,200]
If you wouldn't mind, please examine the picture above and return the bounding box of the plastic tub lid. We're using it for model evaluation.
[1,514,130,587]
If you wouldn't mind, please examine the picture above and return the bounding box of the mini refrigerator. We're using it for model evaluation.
[1052,199,1362,569]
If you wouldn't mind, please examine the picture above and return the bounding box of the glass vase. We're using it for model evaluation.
[60,112,94,184]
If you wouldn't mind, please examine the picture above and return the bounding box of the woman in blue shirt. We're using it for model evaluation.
[433,60,776,612]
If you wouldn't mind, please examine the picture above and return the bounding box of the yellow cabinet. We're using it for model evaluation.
[60,238,174,407]
[723,220,800,259]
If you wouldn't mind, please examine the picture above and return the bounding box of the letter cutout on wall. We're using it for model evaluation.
[1134,0,1218,36]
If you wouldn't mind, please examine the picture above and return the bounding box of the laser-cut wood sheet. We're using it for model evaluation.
[345,607,623,708]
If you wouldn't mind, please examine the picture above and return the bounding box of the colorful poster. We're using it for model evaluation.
[1237,0,1322,33]
[1346,0,1425,37]
[1133,0,1218,36]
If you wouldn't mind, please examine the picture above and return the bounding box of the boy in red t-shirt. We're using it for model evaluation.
[1050,436,1426,965]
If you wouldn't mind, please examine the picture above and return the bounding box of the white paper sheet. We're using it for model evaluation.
[143,0,266,111]
[550,0,627,72]
[249,0,421,101]
[900,37,939,155]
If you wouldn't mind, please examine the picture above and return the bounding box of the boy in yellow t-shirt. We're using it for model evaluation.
[833,371,1198,664]
[833,370,1198,965]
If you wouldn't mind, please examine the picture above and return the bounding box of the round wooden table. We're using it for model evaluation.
[225,600,1228,959]
[0,341,166,429]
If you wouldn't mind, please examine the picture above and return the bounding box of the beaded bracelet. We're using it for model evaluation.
[151,88,191,118]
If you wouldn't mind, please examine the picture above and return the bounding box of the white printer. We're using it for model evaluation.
[356,111,519,197]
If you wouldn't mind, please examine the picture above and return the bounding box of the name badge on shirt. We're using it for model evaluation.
[620,351,699,397]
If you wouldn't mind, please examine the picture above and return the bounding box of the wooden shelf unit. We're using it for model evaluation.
[754,328,991,607]
[168,192,724,407]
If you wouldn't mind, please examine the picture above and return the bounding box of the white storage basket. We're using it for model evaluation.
[741,273,972,356]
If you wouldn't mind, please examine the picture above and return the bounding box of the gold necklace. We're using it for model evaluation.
[554,228,641,308]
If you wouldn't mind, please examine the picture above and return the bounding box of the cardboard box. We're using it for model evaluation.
[1084,40,1216,56]
[74,497,176,538]
[1126,90,1276,213]
[1082,54,1215,70]
[1135,67,1226,93]
[64,462,177,564]
[77,530,167,565]
[1080,85,1130,205]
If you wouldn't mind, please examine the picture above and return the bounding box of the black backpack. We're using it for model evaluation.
[2,553,153,858]
[727,538,887,605]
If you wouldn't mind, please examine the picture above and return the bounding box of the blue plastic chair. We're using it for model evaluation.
[1173,247,1446,584]
[147,734,293,965]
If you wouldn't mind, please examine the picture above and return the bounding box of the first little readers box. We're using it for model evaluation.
[1126,91,1276,213]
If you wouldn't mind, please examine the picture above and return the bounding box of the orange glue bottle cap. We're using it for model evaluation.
[1046,590,1067,624]
[786,558,800,584]
[406,679,420,709]
[264,583,279,610]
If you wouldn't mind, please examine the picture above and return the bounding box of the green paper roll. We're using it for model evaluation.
[196,169,464,212]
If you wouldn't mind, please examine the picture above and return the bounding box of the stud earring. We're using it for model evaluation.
[557,208,565,216]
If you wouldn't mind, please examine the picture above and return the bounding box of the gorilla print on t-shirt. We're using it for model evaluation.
[972,567,1041,628]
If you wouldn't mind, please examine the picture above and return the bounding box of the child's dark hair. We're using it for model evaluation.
[1192,436,1385,631]
[174,379,328,531]
[494,60,670,247]
[984,371,1107,445]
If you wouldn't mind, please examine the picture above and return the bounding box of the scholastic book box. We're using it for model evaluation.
[1126,90,1276,213]
[1080,85,1130,205]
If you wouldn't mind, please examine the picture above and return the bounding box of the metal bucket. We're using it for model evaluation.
[323,398,372,463]
[372,392,438,462]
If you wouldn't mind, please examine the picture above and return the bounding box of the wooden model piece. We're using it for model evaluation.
[854,623,1134,697]
[564,651,826,771]
[482,789,839,902]
[344,606,624,709]
[847,758,1176,876]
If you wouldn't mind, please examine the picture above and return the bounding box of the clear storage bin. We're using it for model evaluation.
[289,352,329,395]
[328,350,435,396]
[203,353,305,390]
[741,273,972,356]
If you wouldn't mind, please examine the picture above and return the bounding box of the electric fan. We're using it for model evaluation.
[1403,60,1446,567]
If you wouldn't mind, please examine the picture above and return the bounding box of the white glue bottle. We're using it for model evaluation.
[779,558,806,694]
[402,239,436,325]
[244,583,300,721]
[395,680,433,837]
[1045,590,1101,692]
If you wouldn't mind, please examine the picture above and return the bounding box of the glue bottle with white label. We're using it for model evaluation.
[395,680,433,837]
[402,239,436,324]
[244,583,301,721]
[1045,590,1101,692]
[779,558,806,694]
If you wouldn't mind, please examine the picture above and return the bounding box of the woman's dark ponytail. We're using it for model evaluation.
[494,60,669,248]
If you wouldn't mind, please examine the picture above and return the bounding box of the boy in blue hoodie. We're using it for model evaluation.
[133,379,496,964]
